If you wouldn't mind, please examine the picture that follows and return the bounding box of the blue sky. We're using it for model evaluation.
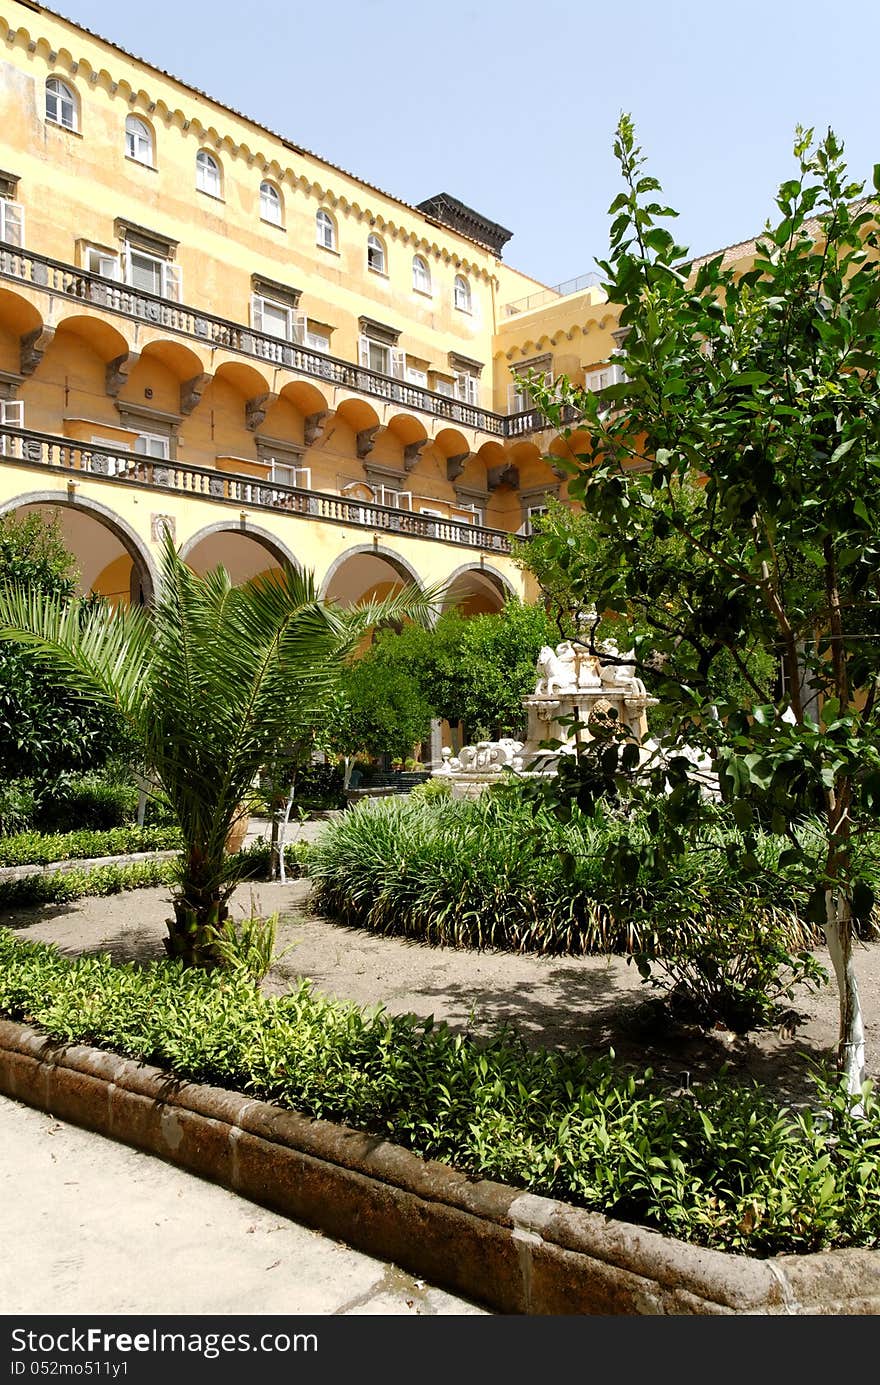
[59,0,880,288]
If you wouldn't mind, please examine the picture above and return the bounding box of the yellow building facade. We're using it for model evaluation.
[0,0,624,617]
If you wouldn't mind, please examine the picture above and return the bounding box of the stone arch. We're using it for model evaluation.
[441,562,515,616]
[180,520,300,585]
[319,543,424,606]
[0,489,157,606]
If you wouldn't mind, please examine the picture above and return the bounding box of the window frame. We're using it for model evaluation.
[366,233,386,275]
[124,245,181,301]
[259,180,283,226]
[453,274,472,313]
[412,254,431,295]
[45,76,78,132]
[195,149,223,199]
[133,431,171,461]
[125,115,154,166]
[316,209,336,251]
[0,199,24,247]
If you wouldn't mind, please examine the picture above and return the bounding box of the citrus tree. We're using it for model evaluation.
[528,118,880,1095]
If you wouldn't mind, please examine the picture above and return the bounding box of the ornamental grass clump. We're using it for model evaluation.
[307,794,815,957]
[0,927,877,1256]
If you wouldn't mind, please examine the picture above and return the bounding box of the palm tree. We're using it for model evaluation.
[0,533,439,966]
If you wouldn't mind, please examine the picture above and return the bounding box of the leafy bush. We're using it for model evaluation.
[0,825,182,868]
[307,794,817,959]
[211,910,290,982]
[0,927,877,1256]
[408,776,452,804]
[234,839,313,880]
[34,771,140,832]
[631,910,828,1033]
[0,779,37,837]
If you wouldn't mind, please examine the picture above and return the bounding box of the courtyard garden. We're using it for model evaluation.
[2,119,880,1275]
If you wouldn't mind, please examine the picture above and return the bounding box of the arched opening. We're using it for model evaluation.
[320,545,422,608]
[442,563,512,616]
[180,523,297,586]
[2,494,155,607]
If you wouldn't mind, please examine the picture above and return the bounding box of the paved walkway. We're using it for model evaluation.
[0,1095,488,1316]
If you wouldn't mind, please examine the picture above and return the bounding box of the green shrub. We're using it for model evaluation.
[234,839,313,880]
[0,927,876,1256]
[631,909,828,1033]
[0,779,37,836]
[34,771,140,832]
[307,795,816,958]
[0,825,182,868]
[211,910,290,982]
[408,775,452,804]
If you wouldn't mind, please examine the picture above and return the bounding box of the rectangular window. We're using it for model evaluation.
[432,377,454,398]
[0,399,24,454]
[368,340,389,374]
[305,327,330,353]
[270,462,311,489]
[134,432,170,460]
[377,486,412,510]
[454,373,480,407]
[252,295,294,341]
[0,199,24,247]
[125,248,181,301]
[84,247,119,279]
[405,364,428,388]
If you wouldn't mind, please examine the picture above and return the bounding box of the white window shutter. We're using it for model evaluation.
[293,310,307,344]
[358,335,371,368]
[508,382,521,412]
[1,400,24,427]
[391,348,405,379]
[251,295,264,332]
[465,375,479,406]
[163,263,182,302]
[397,490,412,510]
[295,466,311,489]
[454,373,467,402]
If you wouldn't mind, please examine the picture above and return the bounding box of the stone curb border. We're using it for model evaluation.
[1,1017,878,1315]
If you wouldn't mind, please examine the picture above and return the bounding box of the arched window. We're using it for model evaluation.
[453,274,472,312]
[260,181,283,225]
[196,149,222,197]
[366,233,386,274]
[412,254,431,294]
[125,115,153,165]
[45,77,77,132]
[316,209,336,250]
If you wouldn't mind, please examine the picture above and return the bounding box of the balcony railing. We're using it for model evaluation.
[0,244,515,436]
[502,272,603,317]
[0,425,514,554]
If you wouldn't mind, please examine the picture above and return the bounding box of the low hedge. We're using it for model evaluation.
[0,928,877,1257]
[0,839,312,909]
[0,859,177,907]
[0,825,182,868]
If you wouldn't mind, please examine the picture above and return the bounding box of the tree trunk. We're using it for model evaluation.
[823,887,866,1099]
[165,894,230,968]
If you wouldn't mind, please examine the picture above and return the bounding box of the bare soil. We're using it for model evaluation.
[3,839,879,1107]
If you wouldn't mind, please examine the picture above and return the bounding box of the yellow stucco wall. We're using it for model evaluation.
[0,0,629,614]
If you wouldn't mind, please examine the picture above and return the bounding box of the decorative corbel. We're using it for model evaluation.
[245,392,277,431]
[105,351,139,398]
[356,424,380,459]
[179,372,210,416]
[446,452,470,482]
[304,410,329,447]
[487,463,520,491]
[403,440,428,472]
[20,326,55,377]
